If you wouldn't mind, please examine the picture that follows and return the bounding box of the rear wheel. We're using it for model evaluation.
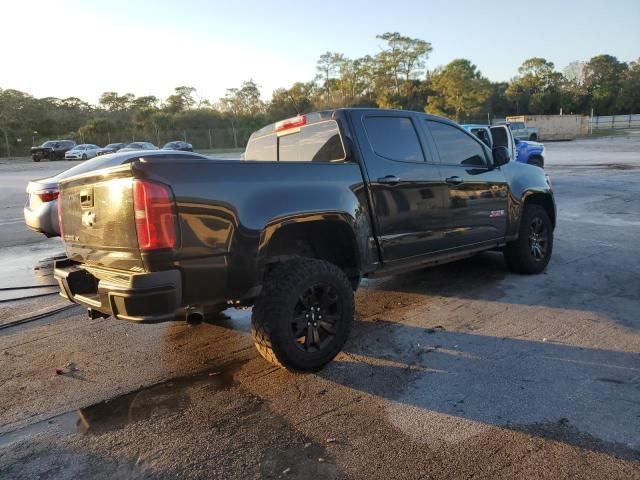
[251,258,354,372]
[504,205,553,274]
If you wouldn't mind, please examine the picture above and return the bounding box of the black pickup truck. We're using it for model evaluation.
[31,140,77,161]
[54,109,555,371]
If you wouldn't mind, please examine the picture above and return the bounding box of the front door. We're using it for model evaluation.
[490,125,515,161]
[350,112,449,262]
[423,119,509,249]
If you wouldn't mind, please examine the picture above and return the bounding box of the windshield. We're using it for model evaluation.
[55,155,129,180]
[163,142,178,148]
[125,143,144,149]
[42,141,59,148]
[510,122,525,130]
[105,143,120,148]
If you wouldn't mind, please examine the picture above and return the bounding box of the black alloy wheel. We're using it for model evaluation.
[291,283,342,353]
[504,204,553,274]
[251,258,354,371]
[528,216,549,262]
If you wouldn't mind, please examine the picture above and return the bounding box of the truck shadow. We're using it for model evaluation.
[361,250,638,332]
[327,318,640,461]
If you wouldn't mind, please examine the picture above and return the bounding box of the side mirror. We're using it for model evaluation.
[492,146,510,167]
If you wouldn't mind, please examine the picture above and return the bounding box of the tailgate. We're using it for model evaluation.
[59,168,143,271]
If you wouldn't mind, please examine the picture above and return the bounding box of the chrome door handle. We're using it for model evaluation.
[445,176,464,185]
[378,175,400,185]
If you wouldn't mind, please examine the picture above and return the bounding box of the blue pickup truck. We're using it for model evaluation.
[462,124,545,168]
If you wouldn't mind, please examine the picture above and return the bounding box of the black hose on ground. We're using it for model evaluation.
[0,285,58,291]
[0,292,59,303]
[0,304,78,331]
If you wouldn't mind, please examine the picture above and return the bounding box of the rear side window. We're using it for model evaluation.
[427,121,487,167]
[244,134,277,160]
[245,121,345,162]
[280,121,345,162]
[363,117,424,162]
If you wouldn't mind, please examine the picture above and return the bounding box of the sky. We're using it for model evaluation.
[2,0,639,105]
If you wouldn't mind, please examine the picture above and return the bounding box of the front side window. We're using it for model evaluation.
[427,121,487,167]
[363,116,424,162]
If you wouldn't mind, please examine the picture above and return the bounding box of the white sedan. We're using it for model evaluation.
[64,144,101,161]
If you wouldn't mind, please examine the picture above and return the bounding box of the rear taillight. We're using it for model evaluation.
[37,190,59,202]
[133,179,176,251]
[57,195,64,238]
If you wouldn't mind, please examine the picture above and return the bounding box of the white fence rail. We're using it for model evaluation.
[590,114,640,130]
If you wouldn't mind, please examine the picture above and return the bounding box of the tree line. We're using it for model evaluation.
[1,32,638,156]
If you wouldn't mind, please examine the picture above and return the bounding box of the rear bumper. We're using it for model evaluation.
[23,200,60,236]
[54,259,182,323]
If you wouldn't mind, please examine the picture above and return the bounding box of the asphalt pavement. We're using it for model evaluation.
[0,137,639,479]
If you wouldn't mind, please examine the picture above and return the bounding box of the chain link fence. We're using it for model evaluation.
[589,114,640,131]
[1,125,254,158]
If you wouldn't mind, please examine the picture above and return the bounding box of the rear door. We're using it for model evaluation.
[423,119,509,249]
[350,111,448,262]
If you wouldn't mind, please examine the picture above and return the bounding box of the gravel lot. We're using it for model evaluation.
[1,134,639,479]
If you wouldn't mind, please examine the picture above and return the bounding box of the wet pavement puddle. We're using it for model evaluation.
[0,245,65,302]
[0,243,63,284]
[0,360,245,448]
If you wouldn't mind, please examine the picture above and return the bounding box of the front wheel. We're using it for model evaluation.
[529,133,538,141]
[504,205,553,274]
[251,258,354,372]
[528,155,544,168]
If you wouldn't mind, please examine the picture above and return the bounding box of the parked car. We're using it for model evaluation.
[515,138,545,168]
[30,140,76,162]
[64,144,101,161]
[162,141,193,152]
[24,150,207,237]
[54,109,556,372]
[495,119,540,141]
[462,124,545,168]
[96,143,126,156]
[461,124,515,160]
[119,142,158,152]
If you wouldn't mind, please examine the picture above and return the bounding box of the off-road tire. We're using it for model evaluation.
[251,258,354,372]
[504,204,553,274]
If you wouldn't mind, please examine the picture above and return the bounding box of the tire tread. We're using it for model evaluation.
[251,258,354,371]
[504,204,553,274]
